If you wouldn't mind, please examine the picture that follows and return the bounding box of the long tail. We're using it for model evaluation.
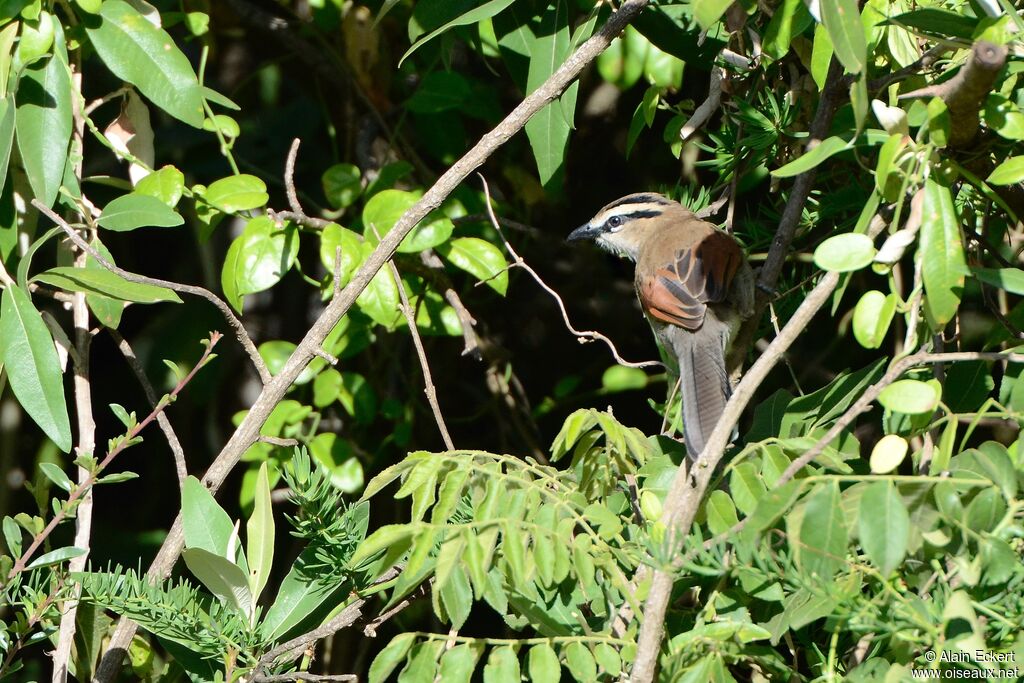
[672,317,732,459]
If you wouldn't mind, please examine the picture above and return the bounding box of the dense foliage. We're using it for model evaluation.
[0,0,1021,681]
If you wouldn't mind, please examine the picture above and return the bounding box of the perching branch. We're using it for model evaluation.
[479,175,661,370]
[95,3,651,677]
[32,200,271,385]
[269,138,334,230]
[899,40,1008,149]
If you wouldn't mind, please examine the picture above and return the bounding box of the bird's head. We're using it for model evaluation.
[567,193,685,260]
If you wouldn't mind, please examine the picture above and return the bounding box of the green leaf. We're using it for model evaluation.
[362,189,453,254]
[438,643,480,683]
[0,95,15,196]
[763,0,813,59]
[594,643,621,677]
[798,482,847,580]
[483,646,521,683]
[259,547,346,641]
[133,166,185,207]
[400,0,518,65]
[221,216,298,309]
[39,462,72,492]
[919,178,966,328]
[96,193,184,231]
[203,174,268,213]
[33,268,181,304]
[987,156,1024,186]
[246,462,274,602]
[181,547,253,618]
[319,223,364,289]
[564,642,596,683]
[813,233,876,272]
[369,633,417,683]
[86,0,204,127]
[869,434,908,474]
[15,53,72,208]
[878,379,939,415]
[601,365,647,392]
[0,285,71,451]
[523,1,574,188]
[355,243,401,328]
[888,9,977,39]
[406,71,470,113]
[181,477,237,560]
[694,0,733,30]
[852,290,896,349]
[26,545,86,569]
[820,0,866,74]
[437,237,508,295]
[527,643,561,682]
[321,163,361,209]
[772,136,850,178]
[858,480,909,575]
[973,268,1024,296]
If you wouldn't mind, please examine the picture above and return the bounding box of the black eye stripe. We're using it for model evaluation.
[604,209,661,228]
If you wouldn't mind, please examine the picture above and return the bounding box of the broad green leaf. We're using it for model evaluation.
[772,137,850,178]
[852,290,896,349]
[798,482,847,580]
[26,545,86,569]
[987,156,1024,186]
[406,71,470,113]
[17,11,53,64]
[943,362,995,414]
[15,53,71,208]
[601,365,647,392]
[246,462,274,602]
[763,0,813,59]
[95,193,184,231]
[594,643,621,677]
[182,547,253,619]
[321,163,361,209]
[706,490,739,535]
[438,643,480,683]
[919,178,966,328]
[369,633,417,683]
[134,165,185,207]
[437,237,508,295]
[35,267,182,304]
[564,642,596,683]
[398,641,444,683]
[203,174,268,213]
[39,462,71,491]
[0,286,71,451]
[483,646,520,683]
[693,0,733,29]
[355,243,401,328]
[221,216,298,310]
[810,24,834,90]
[527,643,561,682]
[362,189,453,253]
[973,268,1024,296]
[888,8,977,39]
[86,0,204,127]
[401,0,518,65]
[813,233,876,272]
[878,379,939,415]
[820,0,866,74]
[181,476,237,559]
[319,223,364,289]
[858,480,909,575]
[869,434,908,474]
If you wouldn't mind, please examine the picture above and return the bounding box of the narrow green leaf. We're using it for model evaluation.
[181,476,237,560]
[33,268,181,303]
[986,155,1024,185]
[858,480,909,575]
[15,53,72,208]
[39,462,72,492]
[400,0,518,65]
[96,193,184,231]
[974,268,1024,295]
[0,286,71,451]
[772,136,850,178]
[919,178,966,328]
[246,462,274,602]
[86,0,204,127]
[694,0,734,30]
[0,95,15,195]
[182,547,253,619]
[820,0,866,73]
[26,545,86,569]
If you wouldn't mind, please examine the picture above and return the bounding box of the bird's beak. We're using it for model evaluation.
[567,223,602,243]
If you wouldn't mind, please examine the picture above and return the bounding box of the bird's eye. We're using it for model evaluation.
[608,216,623,230]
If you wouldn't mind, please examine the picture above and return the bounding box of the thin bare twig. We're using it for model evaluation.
[387,259,455,450]
[32,200,271,385]
[362,583,429,637]
[253,675,356,683]
[269,139,334,230]
[96,3,652,675]
[109,329,188,489]
[479,175,661,370]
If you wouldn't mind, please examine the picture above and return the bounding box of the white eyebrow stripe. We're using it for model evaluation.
[594,203,668,223]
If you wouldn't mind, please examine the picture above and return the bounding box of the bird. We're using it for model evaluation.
[568,192,755,459]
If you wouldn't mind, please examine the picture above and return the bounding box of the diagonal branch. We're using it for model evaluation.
[94,2,652,678]
[31,200,272,385]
